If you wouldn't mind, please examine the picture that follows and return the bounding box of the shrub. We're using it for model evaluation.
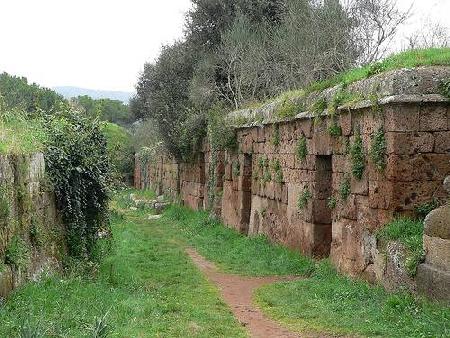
[45,108,111,259]
[327,196,337,209]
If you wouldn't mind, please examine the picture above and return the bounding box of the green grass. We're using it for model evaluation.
[246,48,450,117]
[305,47,450,94]
[162,204,315,276]
[0,109,47,154]
[0,193,246,337]
[376,218,425,276]
[255,261,450,338]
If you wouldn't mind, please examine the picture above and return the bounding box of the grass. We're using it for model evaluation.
[255,261,450,338]
[305,47,450,94]
[162,203,315,276]
[376,217,425,276]
[1,190,448,337]
[0,109,47,154]
[242,47,450,119]
[0,192,246,337]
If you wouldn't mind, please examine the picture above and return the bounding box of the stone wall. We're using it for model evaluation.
[135,66,450,291]
[0,153,64,299]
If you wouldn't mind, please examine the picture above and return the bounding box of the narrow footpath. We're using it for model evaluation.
[186,248,301,338]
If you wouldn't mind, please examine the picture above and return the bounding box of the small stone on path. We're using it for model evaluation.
[148,214,162,220]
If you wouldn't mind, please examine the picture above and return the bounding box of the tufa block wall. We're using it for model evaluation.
[135,67,450,285]
[0,153,65,299]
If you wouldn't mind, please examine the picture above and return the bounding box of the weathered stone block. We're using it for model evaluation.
[434,131,450,153]
[384,105,420,132]
[385,131,434,155]
[339,112,352,136]
[423,235,450,271]
[419,104,447,131]
[424,206,450,239]
[416,263,450,302]
[369,180,393,209]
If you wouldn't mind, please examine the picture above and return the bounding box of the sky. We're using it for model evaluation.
[0,0,449,93]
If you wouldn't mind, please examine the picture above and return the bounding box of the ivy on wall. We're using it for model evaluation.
[45,108,111,259]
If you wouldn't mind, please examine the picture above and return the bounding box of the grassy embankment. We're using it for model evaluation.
[0,110,46,154]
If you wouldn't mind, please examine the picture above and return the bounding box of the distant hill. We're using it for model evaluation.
[53,86,133,103]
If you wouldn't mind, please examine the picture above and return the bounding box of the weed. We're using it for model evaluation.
[232,160,240,177]
[339,176,351,200]
[327,196,337,209]
[272,159,283,183]
[328,120,342,137]
[350,130,365,180]
[276,99,304,119]
[5,236,30,269]
[296,136,308,161]
[370,127,387,171]
[376,218,425,277]
[311,98,327,119]
[271,124,280,147]
[297,189,312,210]
[415,199,439,219]
[440,78,450,98]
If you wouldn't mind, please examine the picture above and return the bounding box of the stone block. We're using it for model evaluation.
[423,235,450,271]
[296,119,313,138]
[424,206,450,239]
[419,104,447,131]
[386,154,450,182]
[385,132,434,155]
[416,263,450,302]
[351,173,369,196]
[434,131,450,153]
[384,104,419,132]
[369,180,393,210]
[339,112,352,136]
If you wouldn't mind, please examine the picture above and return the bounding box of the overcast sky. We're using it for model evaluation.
[0,0,449,93]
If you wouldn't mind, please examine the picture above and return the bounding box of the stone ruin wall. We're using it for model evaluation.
[135,67,450,292]
[0,153,65,299]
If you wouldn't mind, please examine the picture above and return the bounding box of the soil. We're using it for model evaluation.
[186,248,302,338]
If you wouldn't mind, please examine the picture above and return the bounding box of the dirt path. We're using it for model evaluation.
[186,248,302,338]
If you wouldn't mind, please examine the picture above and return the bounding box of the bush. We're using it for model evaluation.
[45,108,111,259]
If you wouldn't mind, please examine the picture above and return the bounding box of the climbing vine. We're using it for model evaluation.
[350,130,365,180]
[44,108,111,259]
[370,127,387,171]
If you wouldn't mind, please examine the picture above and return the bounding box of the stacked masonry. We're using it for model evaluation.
[135,66,450,293]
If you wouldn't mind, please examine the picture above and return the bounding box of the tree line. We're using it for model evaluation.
[131,0,426,161]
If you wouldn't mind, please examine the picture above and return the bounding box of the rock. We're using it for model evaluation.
[154,202,170,214]
[129,207,137,211]
[423,206,450,239]
[157,195,165,202]
[148,214,162,220]
[444,176,450,194]
[423,235,450,271]
[416,263,450,303]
